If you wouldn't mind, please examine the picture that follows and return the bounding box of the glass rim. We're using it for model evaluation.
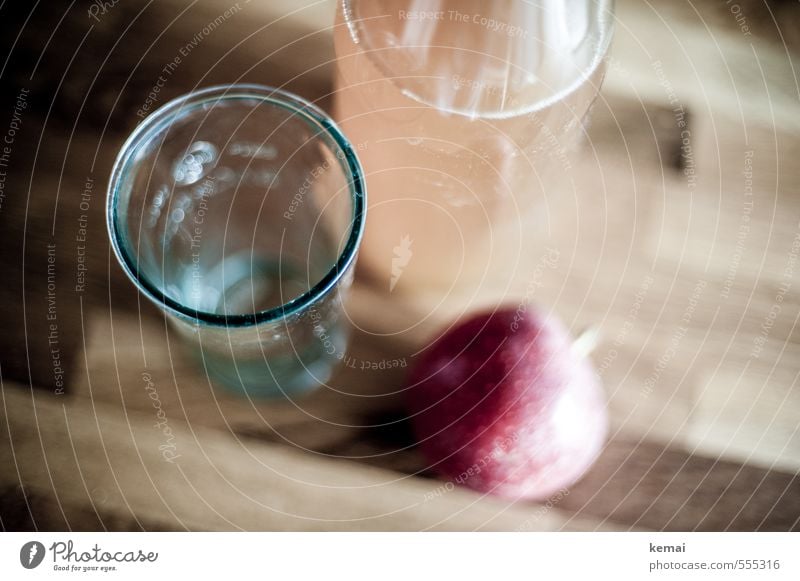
[340,0,615,120]
[106,83,366,328]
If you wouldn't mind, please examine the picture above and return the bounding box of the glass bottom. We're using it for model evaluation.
[173,252,348,398]
[181,253,314,316]
[190,329,347,399]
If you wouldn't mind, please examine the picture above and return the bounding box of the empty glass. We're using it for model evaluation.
[107,84,366,397]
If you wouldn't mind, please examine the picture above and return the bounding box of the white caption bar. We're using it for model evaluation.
[1,532,797,580]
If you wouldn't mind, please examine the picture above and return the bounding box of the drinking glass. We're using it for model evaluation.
[107,84,366,397]
[334,0,613,306]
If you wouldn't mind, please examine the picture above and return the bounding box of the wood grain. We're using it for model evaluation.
[1,384,618,532]
[1,0,798,531]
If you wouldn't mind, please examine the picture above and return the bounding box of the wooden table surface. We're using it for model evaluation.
[1,0,799,531]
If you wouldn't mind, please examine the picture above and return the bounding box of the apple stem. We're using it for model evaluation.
[572,326,600,358]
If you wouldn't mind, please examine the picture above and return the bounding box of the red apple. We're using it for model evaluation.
[406,307,607,500]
